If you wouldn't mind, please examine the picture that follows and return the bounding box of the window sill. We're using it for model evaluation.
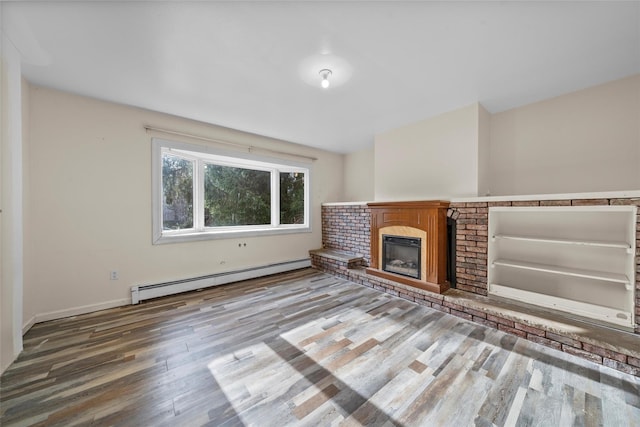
[153,226,312,245]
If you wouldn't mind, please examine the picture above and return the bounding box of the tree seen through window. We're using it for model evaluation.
[280,172,305,224]
[204,164,271,226]
[162,155,193,230]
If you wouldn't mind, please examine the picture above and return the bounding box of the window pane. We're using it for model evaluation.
[280,172,305,225]
[204,164,271,226]
[162,155,194,229]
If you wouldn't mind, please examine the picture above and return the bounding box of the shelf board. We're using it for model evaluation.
[492,259,631,286]
[489,283,634,329]
[492,234,631,250]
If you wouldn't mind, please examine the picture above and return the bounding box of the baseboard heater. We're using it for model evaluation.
[130,258,311,304]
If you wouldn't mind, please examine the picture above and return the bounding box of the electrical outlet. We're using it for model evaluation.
[110,271,119,280]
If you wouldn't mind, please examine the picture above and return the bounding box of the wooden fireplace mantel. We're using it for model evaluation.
[366,200,450,294]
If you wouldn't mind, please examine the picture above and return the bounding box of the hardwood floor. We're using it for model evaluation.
[1,268,639,426]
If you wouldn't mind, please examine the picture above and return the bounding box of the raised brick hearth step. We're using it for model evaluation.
[309,248,365,272]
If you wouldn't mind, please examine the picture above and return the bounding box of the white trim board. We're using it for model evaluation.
[22,298,130,335]
[22,317,36,335]
[321,190,640,206]
[452,190,640,203]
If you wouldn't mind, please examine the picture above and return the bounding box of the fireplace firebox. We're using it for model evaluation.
[382,235,421,279]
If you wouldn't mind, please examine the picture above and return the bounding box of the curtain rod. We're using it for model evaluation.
[143,125,317,162]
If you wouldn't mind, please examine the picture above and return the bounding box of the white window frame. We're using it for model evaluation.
[152,138,311,244]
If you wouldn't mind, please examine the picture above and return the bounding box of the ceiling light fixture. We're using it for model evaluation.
[319,69,332,89]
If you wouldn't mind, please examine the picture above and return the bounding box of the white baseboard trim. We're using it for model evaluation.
[32,298,130,326]
[22,316,36,335]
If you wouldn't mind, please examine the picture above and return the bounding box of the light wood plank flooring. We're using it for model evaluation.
[1,268,639,426]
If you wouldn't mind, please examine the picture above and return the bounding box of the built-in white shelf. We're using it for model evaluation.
[489,283,632,329]
[492,234,632,252]
[488,205,637,331]
[492,259,631,289]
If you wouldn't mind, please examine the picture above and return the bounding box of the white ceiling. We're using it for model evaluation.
[3,1,639,153]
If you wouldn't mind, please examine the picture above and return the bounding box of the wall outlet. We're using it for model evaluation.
[110,271,119,280]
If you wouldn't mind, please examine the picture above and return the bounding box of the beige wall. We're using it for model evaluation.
[477,104,491,197]
[343,148,374,202]
[374,103,482,201]
[489,74,640,195]
[343,75,640,202]
[1,49,9,374]
[1,42,25,373]
[21,78,33,327]
[24,86,344,324]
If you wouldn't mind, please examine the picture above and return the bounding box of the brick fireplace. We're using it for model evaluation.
[311,195,640,377]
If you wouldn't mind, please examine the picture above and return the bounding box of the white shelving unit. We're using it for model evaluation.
[488,206,637,331]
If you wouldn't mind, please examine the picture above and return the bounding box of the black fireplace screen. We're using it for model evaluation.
[382,235,421,279]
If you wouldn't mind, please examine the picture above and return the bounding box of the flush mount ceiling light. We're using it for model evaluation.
[299,54,351,89]
[319,69,332,89]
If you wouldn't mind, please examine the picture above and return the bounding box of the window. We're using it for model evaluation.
[152,138,311,243]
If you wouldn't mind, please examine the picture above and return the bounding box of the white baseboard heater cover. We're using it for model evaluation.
[131,258,311,304]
